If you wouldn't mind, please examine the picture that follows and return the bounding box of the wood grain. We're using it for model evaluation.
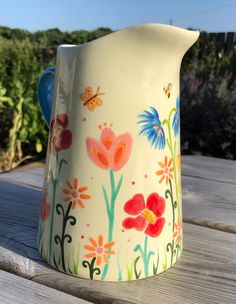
[0,215,236,304]
[182,155,236,184]
[0,269,92,304]
[1,156,236,231]
[182,174,236,229]
[32,223,236,304]
[2,155,236,189]
[0,167,44,189]
[0,181,41,228]
[0,156,236,303]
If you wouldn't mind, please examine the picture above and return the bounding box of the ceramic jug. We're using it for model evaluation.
[37,23,199,281]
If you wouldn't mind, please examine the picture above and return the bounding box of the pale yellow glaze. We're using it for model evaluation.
[38,23,199,281]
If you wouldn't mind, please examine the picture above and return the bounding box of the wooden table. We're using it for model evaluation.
[0,156,236,304]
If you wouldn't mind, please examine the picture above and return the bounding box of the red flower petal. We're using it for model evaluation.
[145,217,165,238]
[146,193,166,217]
[86,137,111,170]
[40,192,51,221]
[50,119,55,132]
[122,215,146,231]
[110,133,132,171]
[51,129,72,152]
[124,194,145,215]
[59,129,72,151]
[56,113,68,128]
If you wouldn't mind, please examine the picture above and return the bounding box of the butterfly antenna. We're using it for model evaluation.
[97,86,105,96]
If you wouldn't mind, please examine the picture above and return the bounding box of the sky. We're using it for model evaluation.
[1,0,236,32]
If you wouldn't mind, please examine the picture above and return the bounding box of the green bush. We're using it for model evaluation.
[0,26,236,172]
[180,33,236,159]
[0,27,112,171]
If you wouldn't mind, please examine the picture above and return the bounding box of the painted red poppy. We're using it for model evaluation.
[49,113,72,153]
[122,193,166,238]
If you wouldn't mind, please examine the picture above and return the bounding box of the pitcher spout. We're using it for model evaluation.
[130,23,200,59]
[167,25,200,57]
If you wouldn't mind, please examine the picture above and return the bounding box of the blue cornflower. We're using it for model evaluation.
[137,107,165,150]
[172,98,180,137]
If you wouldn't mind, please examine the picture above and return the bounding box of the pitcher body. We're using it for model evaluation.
[37,23,199,281]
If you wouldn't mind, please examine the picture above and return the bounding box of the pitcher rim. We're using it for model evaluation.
[58,23,200,49]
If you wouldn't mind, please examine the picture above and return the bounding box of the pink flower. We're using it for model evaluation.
[40,192,51,221]
[86,127,132,171]
[122,193,166,238]
[49,114,72,153]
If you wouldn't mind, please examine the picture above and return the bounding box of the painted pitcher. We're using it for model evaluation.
[37,23,199,281]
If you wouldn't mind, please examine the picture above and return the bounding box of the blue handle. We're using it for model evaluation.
[37,67,55,127]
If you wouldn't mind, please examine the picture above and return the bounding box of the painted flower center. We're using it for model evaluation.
[154,125,162,137]
[72,191,78,198]
[103,136,113,150]
[165,167,169,174]
[177,226,182,235]
[97,247,103,254]
[142,208,156,224]
[51,126,63,146]
[54,126,63,137]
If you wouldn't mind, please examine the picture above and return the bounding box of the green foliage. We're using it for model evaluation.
[0,26,112,171]
[1,26,236,172]
[181,32,236,159]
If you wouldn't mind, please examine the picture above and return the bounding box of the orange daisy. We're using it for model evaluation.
[156,156,174,185]
[84,234,115,266]
[63,178,91,209]
[173,218,182,245]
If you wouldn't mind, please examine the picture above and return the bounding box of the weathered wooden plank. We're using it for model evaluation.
[33,223,236,304]
[1,157,236,232]
[0,167,44,189]
[0,269,92,304]
[1,156,236,303]
[0,217,236,304]
[0,181,41,228]
[182,155,236,184]
[1,156,236,188]
[182,174,236,230]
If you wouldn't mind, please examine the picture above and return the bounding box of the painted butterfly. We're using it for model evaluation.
[80,86,105,111]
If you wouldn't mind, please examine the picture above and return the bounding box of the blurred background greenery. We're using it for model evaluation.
[0,26,235,172]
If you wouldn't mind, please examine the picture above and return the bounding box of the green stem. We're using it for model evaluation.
[166,241,174,266]
[55,202,76,272]
[163,108,180,218]
[48,177,57,263]
[173,156,180,219]
[153,248,159,275]
[48,153,67,264]
[61,202,72,272]
[101,169,123,280]
[116,249,123,281]
[169,179,176,233]
[82,257,101,279]
[165,175,177,266]
[134,256,141,279]
[176,244,180,261]
[143,236,148,277]
[134,236,154,278]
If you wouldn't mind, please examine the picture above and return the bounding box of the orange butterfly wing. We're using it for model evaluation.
[87,97,103,111]
[80,86,93,102]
